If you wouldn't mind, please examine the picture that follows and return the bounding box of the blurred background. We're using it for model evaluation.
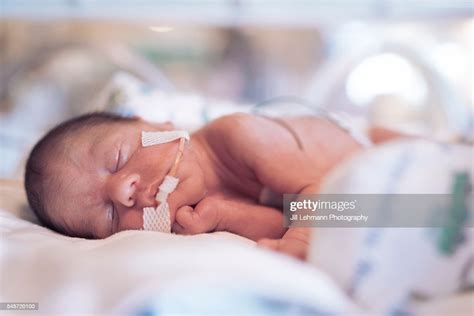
[1,0,473,179]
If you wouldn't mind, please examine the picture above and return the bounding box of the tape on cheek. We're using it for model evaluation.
[142,176,180,233]
[143,204,171,232]
[142,130,190,147]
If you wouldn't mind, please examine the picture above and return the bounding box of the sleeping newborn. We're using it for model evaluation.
[24,110,473,314]
[24,112,363,250]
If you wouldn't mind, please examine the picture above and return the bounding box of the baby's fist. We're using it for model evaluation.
[172,197,220,235]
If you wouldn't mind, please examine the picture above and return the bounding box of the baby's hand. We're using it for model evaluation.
[257,227,310,260]
[172,197,221,235]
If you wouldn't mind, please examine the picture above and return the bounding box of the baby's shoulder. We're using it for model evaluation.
[199,113,271,165]
[208,113,258,130]
[204,113,263,143]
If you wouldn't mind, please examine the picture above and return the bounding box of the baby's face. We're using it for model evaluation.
[45,120,207,238]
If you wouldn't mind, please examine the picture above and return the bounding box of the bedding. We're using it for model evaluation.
[90,72,255,131]
[311,139,474,315]
[0,179,358,315]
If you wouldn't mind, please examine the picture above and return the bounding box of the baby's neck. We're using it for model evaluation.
[188,132,225,193]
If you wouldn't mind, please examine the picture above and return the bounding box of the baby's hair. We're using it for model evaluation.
[24,112,138,237]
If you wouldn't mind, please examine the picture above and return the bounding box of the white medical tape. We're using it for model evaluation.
[142,130,190,147]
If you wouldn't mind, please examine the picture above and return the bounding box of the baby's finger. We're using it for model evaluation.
[174,204,216,235]
[174,206,195,230]
[257,238,280,250]
[173,206,195,234]
[171,221,186,234]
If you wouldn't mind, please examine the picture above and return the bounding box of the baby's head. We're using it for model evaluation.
[25,112,207,239]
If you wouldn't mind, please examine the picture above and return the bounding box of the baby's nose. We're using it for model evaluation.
[108,173,140,208]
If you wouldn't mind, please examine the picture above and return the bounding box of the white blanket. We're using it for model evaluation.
[0,180,357,315]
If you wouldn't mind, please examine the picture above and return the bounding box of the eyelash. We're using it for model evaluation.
[108,147,122,234]
[115,149,121,172]
[109,204,116,234]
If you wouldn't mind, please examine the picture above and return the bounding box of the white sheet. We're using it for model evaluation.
[311,139,474,315]
[0,180,357,315]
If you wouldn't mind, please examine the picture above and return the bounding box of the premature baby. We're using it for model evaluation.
[25,112,367,257]
[25,111,473,314]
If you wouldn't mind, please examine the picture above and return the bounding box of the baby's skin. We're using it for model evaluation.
[175,114,364,259]
[47,113,366,258]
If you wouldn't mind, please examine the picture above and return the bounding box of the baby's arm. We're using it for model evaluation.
[172,195,286,241]
[172,114,333,252]
[212,115,328,258]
